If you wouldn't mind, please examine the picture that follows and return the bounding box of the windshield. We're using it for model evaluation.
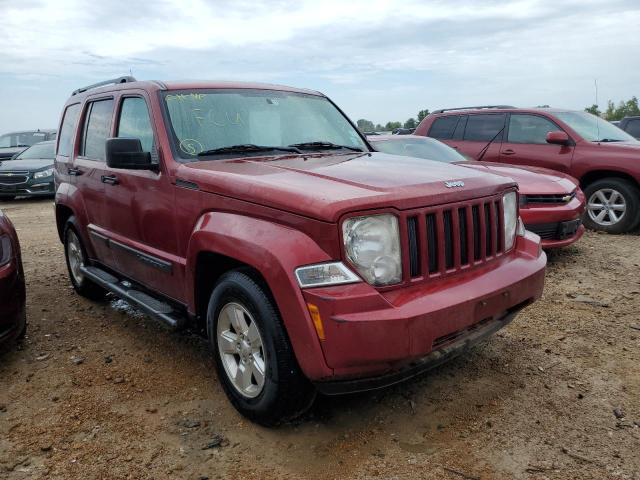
[554,111,637,142]
[0,131,48,148]
[162,89,368,159]
[15,142,55,160]
[372,137,467,163]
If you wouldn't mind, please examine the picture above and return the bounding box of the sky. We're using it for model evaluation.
[1,0,639,132]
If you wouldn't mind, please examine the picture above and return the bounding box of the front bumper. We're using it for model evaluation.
[0,179,54,197]
[521,195,585,248]
[302,232,546,387]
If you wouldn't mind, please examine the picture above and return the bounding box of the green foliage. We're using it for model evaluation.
[417,109,430,122]
[385,121,402,131]
[404,118,417,129]
[584,104,601,116]
[356,118,375,132]
[588,96,640,121]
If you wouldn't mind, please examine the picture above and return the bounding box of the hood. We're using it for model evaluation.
[0,146,27,160]
[179,152,515,222]
[460,161,578,195]
[0,159,53,171]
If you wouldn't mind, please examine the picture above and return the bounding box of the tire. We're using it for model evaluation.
[63,218,106,300]
[207,270,316,426]
[0,196,15,202]
[583,178,640,234]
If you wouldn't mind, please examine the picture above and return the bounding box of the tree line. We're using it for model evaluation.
[585,96,639,120]
[357,109,430,132]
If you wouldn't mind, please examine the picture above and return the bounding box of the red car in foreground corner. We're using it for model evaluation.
[369,135,585,248]
[0,209,26,347]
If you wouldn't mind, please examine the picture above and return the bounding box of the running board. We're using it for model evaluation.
[80,265,186,330]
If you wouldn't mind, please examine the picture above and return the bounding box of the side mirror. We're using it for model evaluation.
[546,131,570,146]
[105,138,156,170]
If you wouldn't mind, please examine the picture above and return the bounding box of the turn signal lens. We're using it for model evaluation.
[307,303,325,341]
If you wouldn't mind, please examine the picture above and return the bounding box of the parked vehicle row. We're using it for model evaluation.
[0,129,56,160]
[2,77,637,427]
[414,106,640,234]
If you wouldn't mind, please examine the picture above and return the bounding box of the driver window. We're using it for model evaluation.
[117,97,154,154]
[508,114,559,144]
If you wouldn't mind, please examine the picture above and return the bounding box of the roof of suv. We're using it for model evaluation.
[68,77,323,101]
[431,106,577,115]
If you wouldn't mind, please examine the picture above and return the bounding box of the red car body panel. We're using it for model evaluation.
[0,211,26,346]
[54,81,547,384]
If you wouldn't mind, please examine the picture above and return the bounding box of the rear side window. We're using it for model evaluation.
[117,97,154,153]
[81,99,114,161]
[625,119,640,138]
[464,114,506,141]
[57,104,80,157]
[507,114,559,144]
[429,116,459,139]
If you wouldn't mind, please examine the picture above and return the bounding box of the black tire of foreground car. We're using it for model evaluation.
[207,270,316,426]
[0,196,16,201]
[583,178,640,234]
[63,218,107,300]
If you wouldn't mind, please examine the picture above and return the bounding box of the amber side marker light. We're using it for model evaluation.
[307,303,325,341]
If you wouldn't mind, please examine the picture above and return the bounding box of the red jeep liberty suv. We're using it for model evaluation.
[415,106,640,233]
[54,78,546,425]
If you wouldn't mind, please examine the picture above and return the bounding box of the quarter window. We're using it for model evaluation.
[57,104,80,157]
[81,99,114,161]
[625,119,640,139]
[507,114,559,144]
[463,114,506,141]
[117,97,154,153]
[429,116,459,140]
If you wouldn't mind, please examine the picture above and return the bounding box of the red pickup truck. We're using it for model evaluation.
[415,107,640,234]
[54,78,546,425]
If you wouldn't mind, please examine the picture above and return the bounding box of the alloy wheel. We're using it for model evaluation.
[587,188,627,226]
[66,230,85,284]
[216,302,266,398]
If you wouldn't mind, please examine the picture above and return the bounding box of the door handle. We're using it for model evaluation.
[101,175,119,185]
[68,167,83,176]
[502,149,516,155]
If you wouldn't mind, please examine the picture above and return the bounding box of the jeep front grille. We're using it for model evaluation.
[404,193,507,281]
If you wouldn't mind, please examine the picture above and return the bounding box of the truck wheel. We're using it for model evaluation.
[0,196,15,201]
[583,178,640,234]
[63,219,106,300]
[207,270,316,426]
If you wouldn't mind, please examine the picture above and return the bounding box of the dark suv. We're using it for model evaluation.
[619,116,640,140]
[0,130,57,160]
[415,106,640,233]
[54,77,545,425]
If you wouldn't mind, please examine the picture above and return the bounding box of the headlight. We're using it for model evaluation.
[34,168,54,179]
[342,214,402,286]
[0,235,12,266]
[502,192,518,251]
[295,262,360,288]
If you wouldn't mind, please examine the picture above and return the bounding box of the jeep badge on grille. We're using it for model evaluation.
[445,180,464,188]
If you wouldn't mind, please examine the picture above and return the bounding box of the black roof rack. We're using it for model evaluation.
[432,105,516,114]
[71,76,137,96]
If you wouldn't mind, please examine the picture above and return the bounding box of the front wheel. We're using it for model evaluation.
[207,270,315,426]
[583,178,640,234]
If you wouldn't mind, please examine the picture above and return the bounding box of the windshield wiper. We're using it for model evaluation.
[197,144,301,156]
[288,141,363,152]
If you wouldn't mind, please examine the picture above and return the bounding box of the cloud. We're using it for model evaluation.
[0,0,638,130]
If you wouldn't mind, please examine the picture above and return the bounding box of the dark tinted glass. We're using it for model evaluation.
[57,104,80,157]
[626,119,640,139]
[82,99,114,161]
[463,114,506,141]
[16,142,55,160]
[507,114,558,144]
[428,116,459,139]
[117,97,154,153]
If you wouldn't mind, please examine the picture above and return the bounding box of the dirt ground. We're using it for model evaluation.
[0,198,639,480]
